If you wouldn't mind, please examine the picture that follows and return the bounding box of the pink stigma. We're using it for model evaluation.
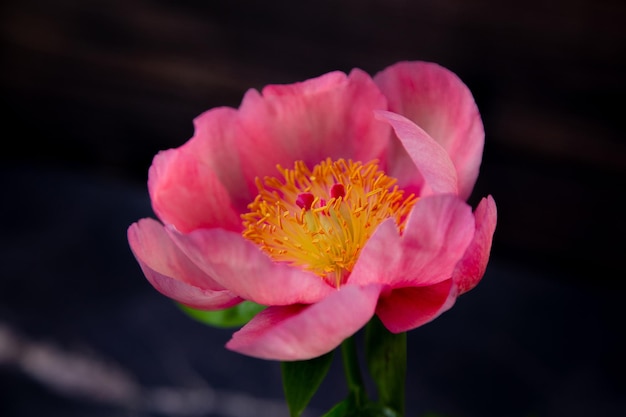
[330,183,346,199]
[296,193,315,210]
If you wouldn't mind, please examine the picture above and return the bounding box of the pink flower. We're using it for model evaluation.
[127,61,497,361]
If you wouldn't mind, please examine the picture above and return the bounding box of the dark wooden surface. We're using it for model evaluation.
[1,1,625,416]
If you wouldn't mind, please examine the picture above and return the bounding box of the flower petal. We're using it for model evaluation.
[375,61,484,200]
[226,284,382,360]
[127,218,242,309]
[453,195,498,294]
[375,111,458,196]
[376,279,456,333]
[167,227,335,306]
[148,108,244,233]
[236,68,390,185]
[350,194,475,288]
[190,107,254,211]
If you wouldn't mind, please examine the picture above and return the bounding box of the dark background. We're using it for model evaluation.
[1,1,625,416]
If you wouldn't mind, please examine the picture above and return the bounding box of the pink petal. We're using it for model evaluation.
[376,279,455,333]
[235,68,390,186]
[190,107,254,211]
[148,108,245,233]
[350,194,475,288]
[375,61,484,200]
[166,227,335,306]
[453,195,498,294]
[226,284,382,360]
[127,218,242,310]
[376,111,458,196]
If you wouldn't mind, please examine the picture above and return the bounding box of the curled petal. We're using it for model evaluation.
[375,61,484,200]
[236,68,390,186]
[350,194,475,288]
[167,227,334,306]
[376,111,458,196]
[148,141,242,233]
[226,284,382,361]
[127,218,241,309]
[376,279,456,333]
[453,195,498,294]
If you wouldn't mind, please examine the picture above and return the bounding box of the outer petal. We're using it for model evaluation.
[453,195,497,294]
[235,68,390,188]
[350,194,475,288]
[190,107,254,211]
[226,284,382,360]
[376,110,458,196]
[376,279,456,333]
[167,227,335,306]
[127,218,242,310]
[148,107,248,233]
[374,61,484,200]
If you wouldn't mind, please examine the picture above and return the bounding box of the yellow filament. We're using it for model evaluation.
[241,158,417,287]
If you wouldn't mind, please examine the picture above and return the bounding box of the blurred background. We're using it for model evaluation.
[1,1,624,416]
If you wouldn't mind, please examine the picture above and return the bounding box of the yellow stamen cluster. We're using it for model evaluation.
[241,158,417,287]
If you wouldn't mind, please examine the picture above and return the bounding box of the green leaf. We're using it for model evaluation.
[321,399,351,417]
[177,301,265,328]
[365,316,407,415]
[281,351,334,417]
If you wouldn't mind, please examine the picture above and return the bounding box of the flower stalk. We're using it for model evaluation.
[341,335,367,407]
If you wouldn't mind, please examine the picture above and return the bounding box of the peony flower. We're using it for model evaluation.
[127,61,497,361]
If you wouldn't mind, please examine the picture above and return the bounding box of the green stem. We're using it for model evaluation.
[365,316,407,416]
[341,335,367,407]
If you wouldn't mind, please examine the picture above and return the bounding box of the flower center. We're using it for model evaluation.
[242,158,417,288]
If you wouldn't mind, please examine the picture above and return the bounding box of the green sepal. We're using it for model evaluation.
[281,351,334,417]
[365,315,407,415]
[177,301,265,328]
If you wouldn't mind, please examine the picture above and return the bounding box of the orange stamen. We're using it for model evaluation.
[241,158,417,288]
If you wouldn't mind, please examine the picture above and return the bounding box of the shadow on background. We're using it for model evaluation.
[1,1,625,416]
